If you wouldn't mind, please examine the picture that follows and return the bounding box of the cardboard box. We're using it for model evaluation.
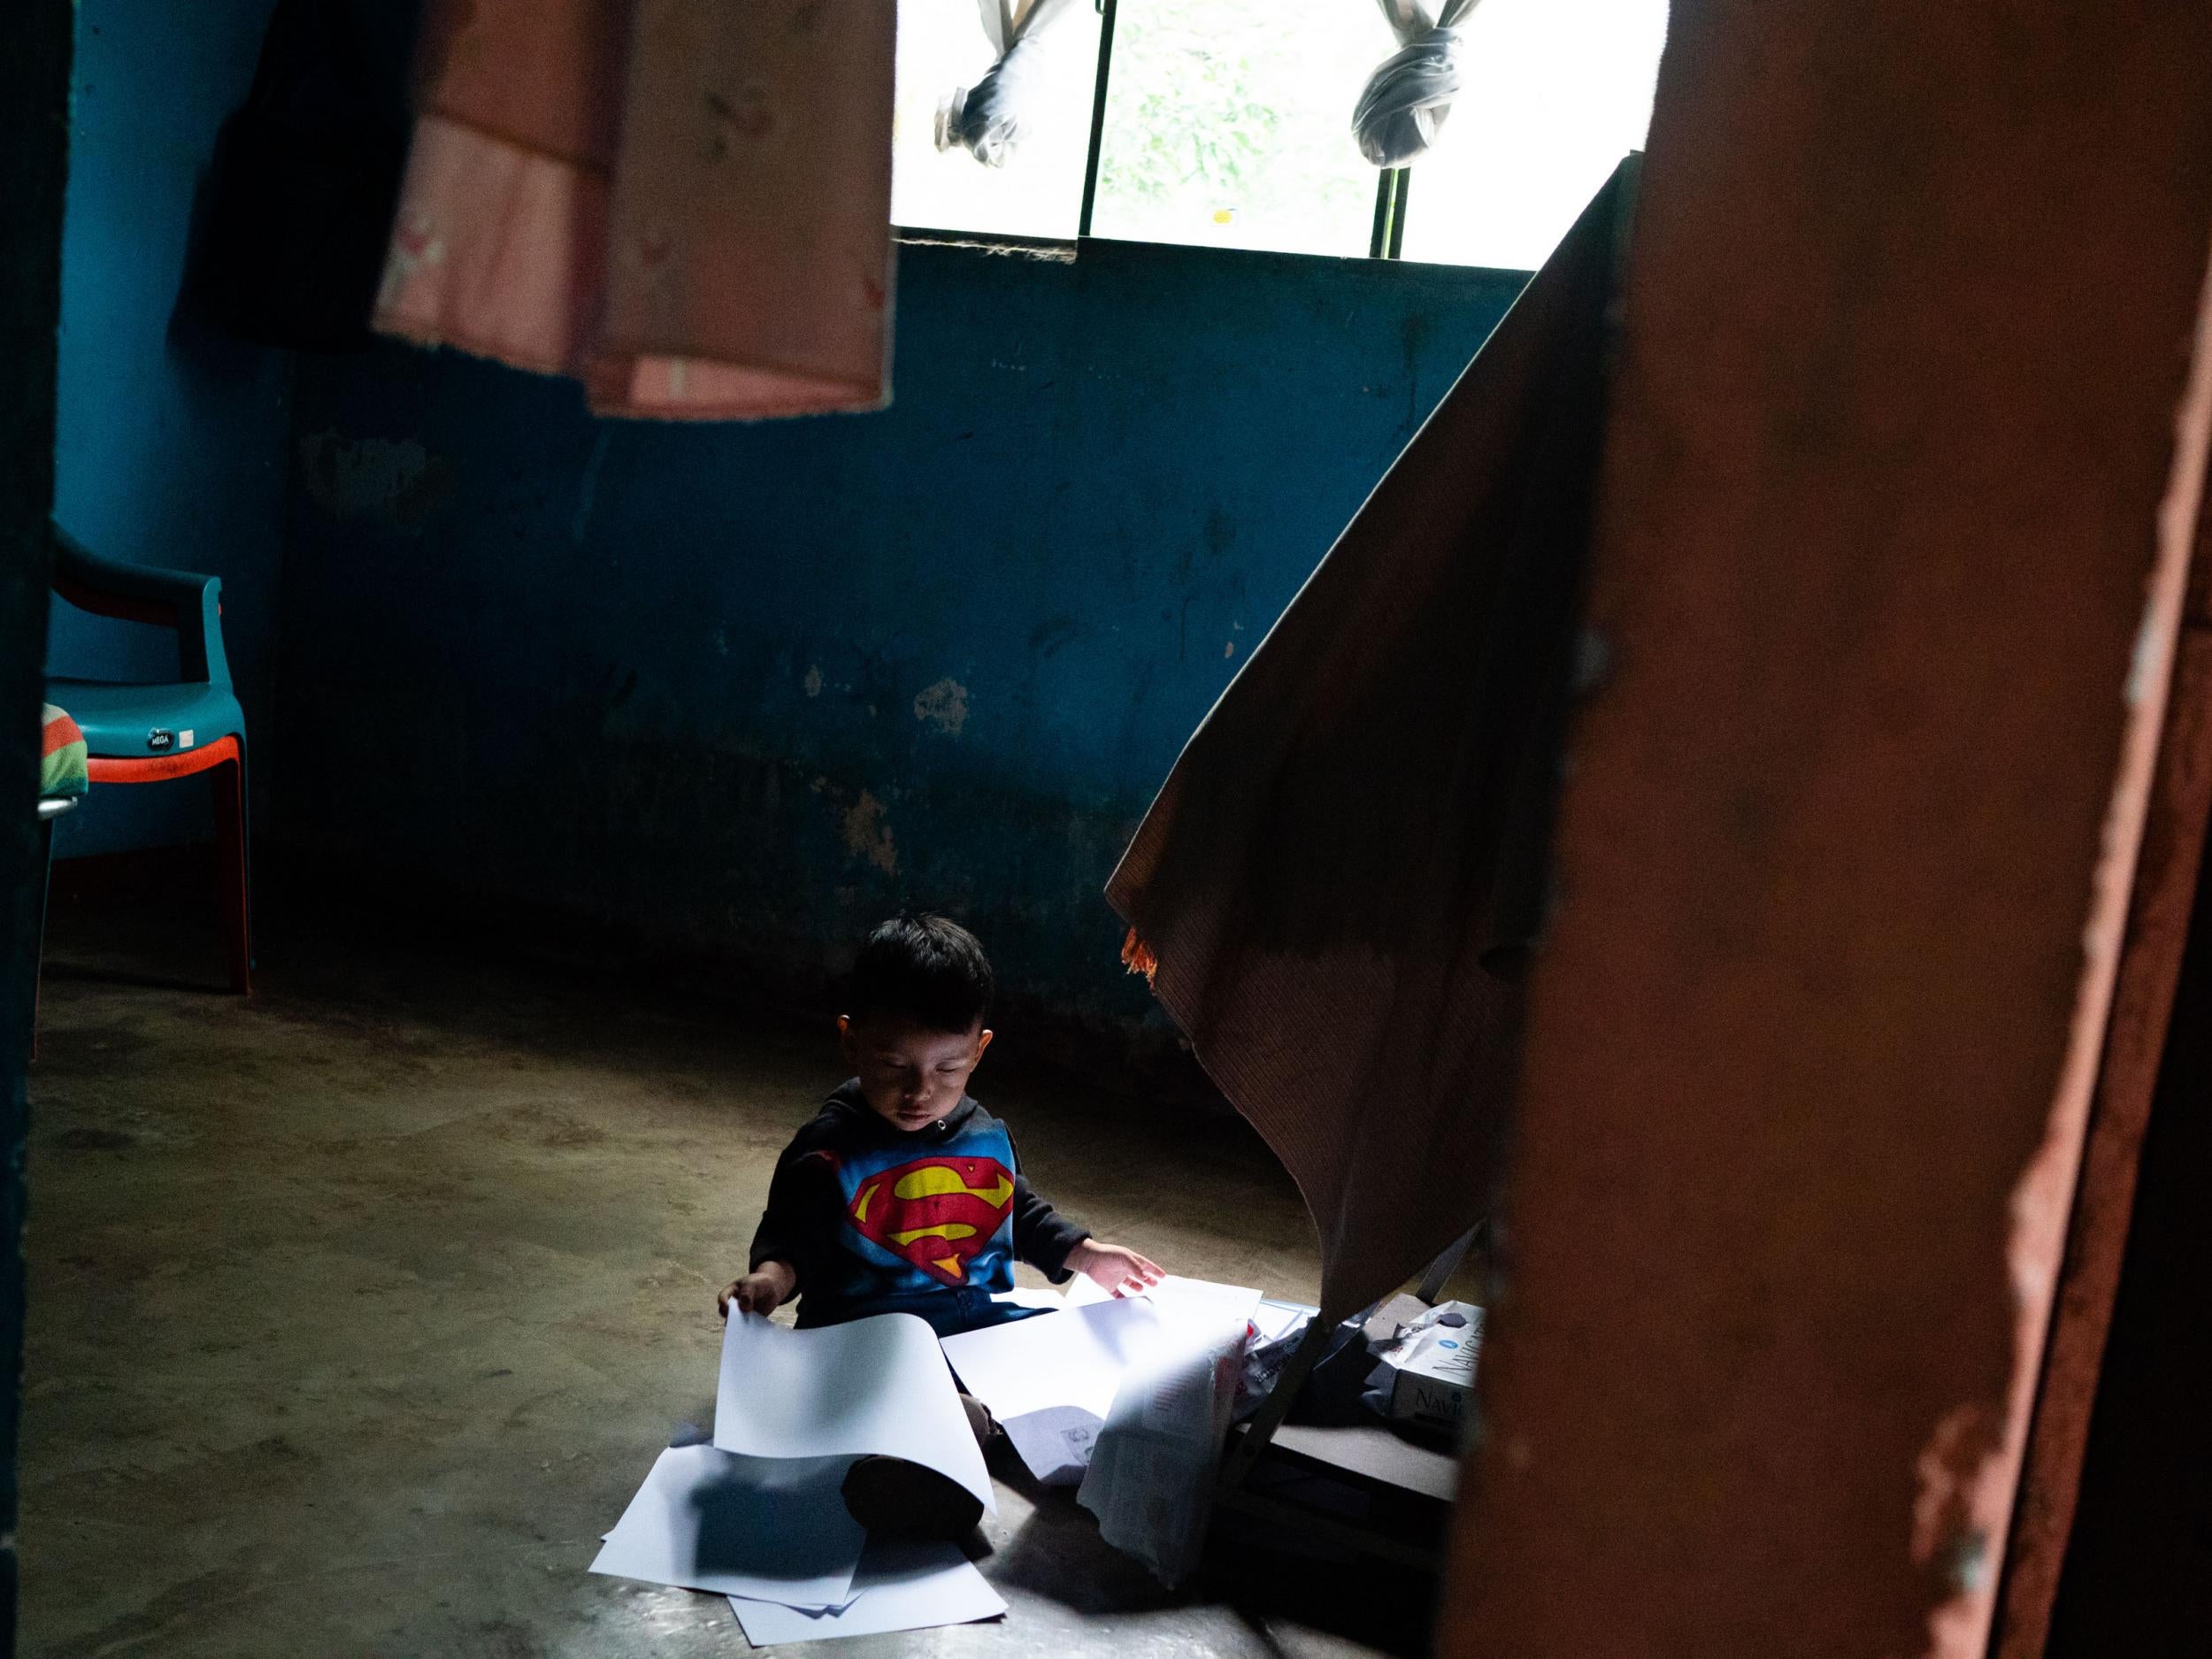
[1363,1303,1483,1436]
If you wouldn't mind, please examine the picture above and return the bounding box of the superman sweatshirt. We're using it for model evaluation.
[748,1080,1091,1336]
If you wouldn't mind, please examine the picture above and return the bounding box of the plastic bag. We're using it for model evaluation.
[938,0,1089,166]
[1353,0,1480,167]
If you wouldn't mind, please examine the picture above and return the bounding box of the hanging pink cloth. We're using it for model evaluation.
[375,0,895,419]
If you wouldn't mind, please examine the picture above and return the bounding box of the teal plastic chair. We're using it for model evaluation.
[46,530,253,993]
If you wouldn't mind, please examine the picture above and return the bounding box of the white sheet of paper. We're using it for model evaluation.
[1068,1273,1263,1335]
[941,1279,1261,1487]
[590,1444,864,1608]
[987,1285,1067,1310]
[996,1402,1104,1486]
[714,1310,994,1510]
[943,1294,1164,1423]
[728,1535,1007,1647]
[1152,1276,1265,1333]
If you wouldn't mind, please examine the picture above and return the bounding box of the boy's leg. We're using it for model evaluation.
[841,1457,983,1538]
[960,1389,1001,1446]
[840,1393,1002,1538]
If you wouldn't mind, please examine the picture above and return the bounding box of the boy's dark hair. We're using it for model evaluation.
[849,913,994,1033]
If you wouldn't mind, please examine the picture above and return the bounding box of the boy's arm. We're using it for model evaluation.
[721,1259,795,1317]
[1064,1237,1165,1298]
[725,1142,839,1317]
[1010,1173,1166,1297]
[1009,1171,1091,1282]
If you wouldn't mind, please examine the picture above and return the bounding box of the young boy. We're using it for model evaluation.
[718,912,1164,1336]
[718,915,1164,1538]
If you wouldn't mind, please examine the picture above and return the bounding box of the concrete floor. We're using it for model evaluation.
[19,883,1433,1657]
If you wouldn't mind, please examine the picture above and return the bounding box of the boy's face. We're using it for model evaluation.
[840,1014,994,1131]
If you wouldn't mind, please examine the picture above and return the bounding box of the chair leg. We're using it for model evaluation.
[211,748,252,995]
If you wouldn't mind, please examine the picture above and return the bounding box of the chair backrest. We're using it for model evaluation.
[50,527,230,687]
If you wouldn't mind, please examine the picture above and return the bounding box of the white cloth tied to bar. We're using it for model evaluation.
[936,0,1090,166]
[1353,0,1480,167]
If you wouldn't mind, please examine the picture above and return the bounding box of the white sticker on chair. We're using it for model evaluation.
[179,730,195,748]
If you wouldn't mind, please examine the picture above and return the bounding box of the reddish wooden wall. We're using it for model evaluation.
[1438,0,2212,1653]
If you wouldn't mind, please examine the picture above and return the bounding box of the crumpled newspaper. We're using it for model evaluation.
[1076,1301,1256,1586]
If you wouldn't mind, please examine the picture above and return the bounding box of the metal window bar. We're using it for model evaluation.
[1076,0,1120,238]
[1371,166,1411,258]
[1080,0,1400,261]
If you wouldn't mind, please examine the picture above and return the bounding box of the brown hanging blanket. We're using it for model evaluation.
[1107,163,1634,1321]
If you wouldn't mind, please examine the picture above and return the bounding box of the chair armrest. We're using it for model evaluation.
[51,527,232,686]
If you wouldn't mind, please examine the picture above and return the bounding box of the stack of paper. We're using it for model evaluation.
[591,1310,1008,1647]
[728,1534,1009,1645]
[593,1278,1272,1640]
[943,1276,1262,1486]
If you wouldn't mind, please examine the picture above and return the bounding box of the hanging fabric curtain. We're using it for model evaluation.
[374,0,896,420]
[1105,162,1637,1323]
[936,0,1090,167]
[1354,0,1479,167]
[188,0,417,352]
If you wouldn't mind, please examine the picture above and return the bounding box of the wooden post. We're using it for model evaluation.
[1436,0,2212,1653]
[0,0,74,1641]
[1993,519,2212,1650]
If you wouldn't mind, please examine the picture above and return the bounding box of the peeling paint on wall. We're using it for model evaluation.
[1912,1402,2001,1601]
[912,677,970,735]
[298,431,455,531]
[841,788,898,874]
[1949,228,2212,1659]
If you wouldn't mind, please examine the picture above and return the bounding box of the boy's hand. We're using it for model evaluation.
[1067,1239,1165,1299]
[718,1261,797,1318]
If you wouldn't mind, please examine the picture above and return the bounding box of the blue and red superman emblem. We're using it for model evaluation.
[848,1155,1015,1286]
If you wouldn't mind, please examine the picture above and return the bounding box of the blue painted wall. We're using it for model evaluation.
[50,0,289,856]
[279,240,1523,1042]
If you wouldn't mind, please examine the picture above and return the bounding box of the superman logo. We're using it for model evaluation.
[848,1156,1016,1286]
